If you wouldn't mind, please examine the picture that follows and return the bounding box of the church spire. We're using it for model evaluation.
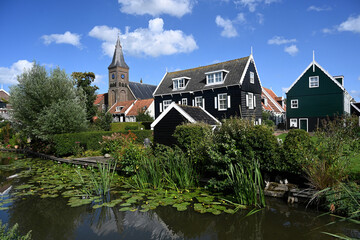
[108,35,129,69]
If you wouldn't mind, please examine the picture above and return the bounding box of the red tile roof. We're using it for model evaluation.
[107,100,136,114]
[262,87,286,113]
[94,94,106,105]
[127,98,153,116]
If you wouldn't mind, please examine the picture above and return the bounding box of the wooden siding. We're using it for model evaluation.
[287,64,344,119]
[287,116,337,132]
[153,108,188,146]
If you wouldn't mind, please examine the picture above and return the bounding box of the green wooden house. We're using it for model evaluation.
[286,59,354,132]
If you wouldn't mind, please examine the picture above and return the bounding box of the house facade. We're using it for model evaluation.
[261,87,286,126]
[94,36,156,122]
[286,59,354,132]
[153,55,262,124]
[107,98,154,122]
[0,89,11,120]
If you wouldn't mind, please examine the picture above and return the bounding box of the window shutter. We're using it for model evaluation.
[253,95,256,108]
[159,103,163,112]
[227,95,231,108]
[246,94,249,107]
[214,97,218,109]
[202,98,205,109]
[192,99,195,106]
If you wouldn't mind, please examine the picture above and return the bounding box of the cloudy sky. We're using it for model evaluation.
[0,0,359,100]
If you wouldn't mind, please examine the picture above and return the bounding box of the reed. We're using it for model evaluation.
[227,160,265,207]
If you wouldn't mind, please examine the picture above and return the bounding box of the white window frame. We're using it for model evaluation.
[205,70,228,85]
[172,77,188,90]
[309,76,319,88]
[218,93,227,111]
[290,118,297,128]
[248,93,254,109]
[250,71,254,84]
[163,100,172,110]
[181,98,187,105]
[291,99,298,109]
[115,106,124,112]
[195,96,203,108]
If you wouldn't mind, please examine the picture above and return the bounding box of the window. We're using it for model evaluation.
[218,94,227,110]
[181,98,187,105]
[248,93,254,109]
[205,70,228,85]
[163,100,172,110]
[290,119,297,128]
[291,99,298,109]
[250,71,254,84]
[309,76,319,88]
[173,78,187,90]
[195,96,203,108]
[115,106,124,112]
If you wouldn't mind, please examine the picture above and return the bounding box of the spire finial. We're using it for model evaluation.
[312,50,315,72]
[251,46,253,56]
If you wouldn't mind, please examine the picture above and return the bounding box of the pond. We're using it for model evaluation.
[0,152,359,240]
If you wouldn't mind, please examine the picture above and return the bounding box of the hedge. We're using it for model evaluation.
[110,122,146,131]
[51,130,153,157]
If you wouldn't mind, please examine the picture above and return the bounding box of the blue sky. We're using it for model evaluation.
[0,0,359,101]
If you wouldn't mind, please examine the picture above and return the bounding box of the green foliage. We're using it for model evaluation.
[173,122,213,173]
[282,129,314,174]
[263,119,275,127]
[227,160,265,207]
[71,72,99,122]
[324,182,360,218]
[51,130,152,157]
[136,110,154,122]
[110,122,145,131]
[0,220,31,240]
[10,62,87,140]
[93,111,113,131]
[0,123,14,144]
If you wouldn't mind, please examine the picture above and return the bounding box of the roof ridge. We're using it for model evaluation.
[129,81,156,87]
[168,56,250,75]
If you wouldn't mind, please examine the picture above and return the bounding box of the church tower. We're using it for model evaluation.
[108,36,134,107]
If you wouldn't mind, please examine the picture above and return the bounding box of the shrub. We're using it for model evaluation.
[110,122,144,131]
[0,220,31,240]
[282,129,314,174]
[51,130,152,157]
[173,122,213,173]
[0,123,14,144]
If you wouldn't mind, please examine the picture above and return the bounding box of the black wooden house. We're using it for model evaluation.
[152,55,263,124]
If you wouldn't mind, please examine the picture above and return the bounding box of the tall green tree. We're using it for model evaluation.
[71,72,98,121]
[10,62,87,140]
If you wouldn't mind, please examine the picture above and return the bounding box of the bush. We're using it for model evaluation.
[206,117,280,191]
[111,122,143,131]
[282,129,314,174]
[51,130,152,157]
[0,220,31,240]
[173,122,213,173]
[0,123,14,145]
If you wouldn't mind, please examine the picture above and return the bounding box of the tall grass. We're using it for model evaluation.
[227,160,265,207]
[76,159,117,198]
[132,146,198,190]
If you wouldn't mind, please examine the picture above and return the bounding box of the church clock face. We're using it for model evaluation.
[121,74,125,79]
[111,73,115,79]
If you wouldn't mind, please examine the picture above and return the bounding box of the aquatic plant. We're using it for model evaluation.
[76,159,118,198]
[0,220,32,240]
[227,160,265,208]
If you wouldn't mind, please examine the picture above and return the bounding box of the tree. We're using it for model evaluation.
[10,62,87,140]
[136,109,154,122]
[93,111,113,131]
[71,72,98,122]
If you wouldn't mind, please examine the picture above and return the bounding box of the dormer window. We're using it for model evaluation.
[250,72,254,84]
[205,70,228,85]
[116,106,124,112]
[173,77,189,90]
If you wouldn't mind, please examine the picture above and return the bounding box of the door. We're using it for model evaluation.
[299,118,308,132]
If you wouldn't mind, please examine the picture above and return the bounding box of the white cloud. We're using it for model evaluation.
[337,15,360,34]
[234,0,280,12]
[268,36,296,45]
[307,5,331,12]
[93,74,104,85]
[215,15,238,38]
[0,60,34,85]
[257,13,264,24]
[89,18,198,57]
[350,90,360,99]
[41,31,82,48]
[358,76,360,81]
[117,0,193,17]
[284,44,298,56]
[235,13,246,23]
